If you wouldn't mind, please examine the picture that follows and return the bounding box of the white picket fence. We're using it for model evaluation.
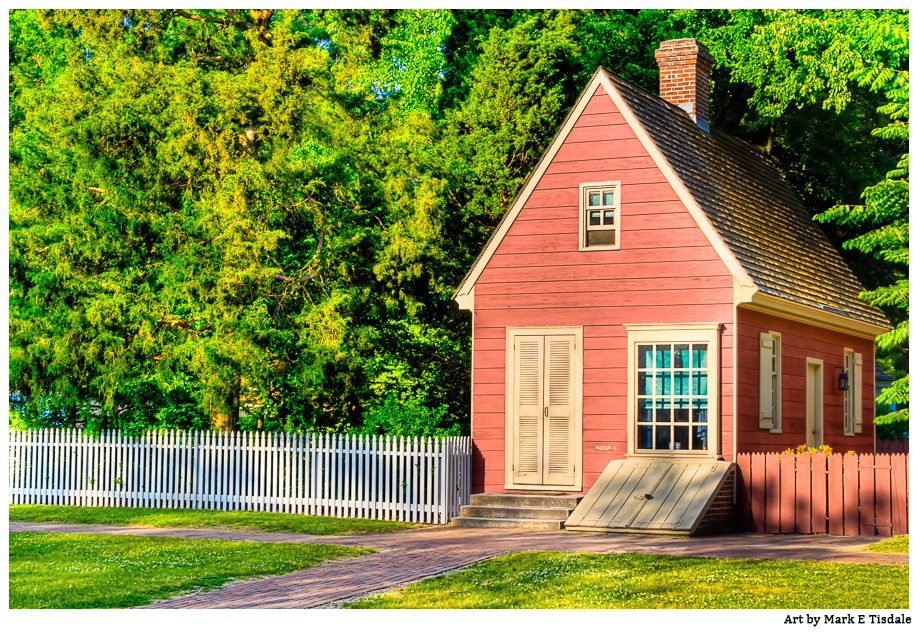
[8,428,471,524]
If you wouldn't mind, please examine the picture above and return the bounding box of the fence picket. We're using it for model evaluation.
[827,454,844,535]
[810,452,827,533]
[793,452,811,535]
[843,453,859,535]
[874,453,892,537]
[890,454,908,535]
[859,454,877,536]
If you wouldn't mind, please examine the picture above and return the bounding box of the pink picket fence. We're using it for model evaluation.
[735,452,908,536]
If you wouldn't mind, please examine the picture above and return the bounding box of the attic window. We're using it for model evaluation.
[580,182,620,250]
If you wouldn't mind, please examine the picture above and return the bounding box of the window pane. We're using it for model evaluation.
[673,425,689,450]
[638,425,653,450]
[638,345,653,369]
[589,192,601,206]
[674,344,689,368]
[589,210,601,226]
[638,398,653,422]
[655,402,671,423]
[693,373,708,396]
[674,371,689,395]
[656,373,671,396]
[603,191,614,206]
[587,229,614,246]
[603,210,615,225]
[673,398,689,422]
[638,373,653,396]
[692,398,708,423]
[692,345,707,368]
[656,346,671,368]
[655,425,671,450]
[692,426,707,450]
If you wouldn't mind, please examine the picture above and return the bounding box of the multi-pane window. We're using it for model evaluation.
[580,182,620,249]
[636,343,708,452]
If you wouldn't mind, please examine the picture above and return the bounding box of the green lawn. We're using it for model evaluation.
[10,531,369,608]
[865,534,909,553]
[9,504,416,535]
[346,551,908,609]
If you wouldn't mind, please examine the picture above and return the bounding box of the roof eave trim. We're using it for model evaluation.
[743,291,890,339]
[452,69,609,310]
[598,72,757,293]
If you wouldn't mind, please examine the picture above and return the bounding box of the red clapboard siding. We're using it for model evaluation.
[736,452,909,535]
[538,169,667,190]
[735,307,876,455]
[484,247,723,270]
[474,305,732,330]
[545,156,658,175]
[554,138,647,162]
[475,276,723,300]
[564,120,642,143]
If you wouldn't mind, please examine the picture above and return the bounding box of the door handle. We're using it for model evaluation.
[544,407,549,417]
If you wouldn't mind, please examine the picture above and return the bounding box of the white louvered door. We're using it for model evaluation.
[511,336,544,485]
[510,334,577,487]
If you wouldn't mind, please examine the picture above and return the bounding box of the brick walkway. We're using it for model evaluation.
[10,521,907,609]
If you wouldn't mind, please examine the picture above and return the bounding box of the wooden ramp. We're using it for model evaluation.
[564,460,734,536]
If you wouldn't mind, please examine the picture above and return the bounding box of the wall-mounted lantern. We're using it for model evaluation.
[837,370,849,392]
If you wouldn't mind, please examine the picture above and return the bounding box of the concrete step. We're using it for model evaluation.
[459,505,573,520]
[468,493,583,509]
[450,516,566,530]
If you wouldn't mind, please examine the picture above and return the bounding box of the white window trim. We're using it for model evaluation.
[843,348,864,436]
[625,323,721,458]
[759,331,782,433]
[579,181,621,251]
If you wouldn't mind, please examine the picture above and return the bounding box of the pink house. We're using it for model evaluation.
[451,39,888,532]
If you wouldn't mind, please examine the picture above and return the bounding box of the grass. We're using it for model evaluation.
[346,551,908,609]
[865,534,909,553]
[9,504,416,535]
[10,531,369,608]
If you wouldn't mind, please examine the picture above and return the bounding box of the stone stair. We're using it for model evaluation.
[451,493,584,530]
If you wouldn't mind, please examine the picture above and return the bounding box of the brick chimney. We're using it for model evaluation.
[654,38,714,132]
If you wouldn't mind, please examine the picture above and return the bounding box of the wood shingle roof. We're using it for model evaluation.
[455,67,889,333]
[605,70,889,330]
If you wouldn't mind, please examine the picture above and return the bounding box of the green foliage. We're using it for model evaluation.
[9,9,908,436]
[357,392,460,437]
[9,531,367,608]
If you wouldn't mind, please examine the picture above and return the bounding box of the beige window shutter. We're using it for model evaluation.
[759,333,774,429]
[853,352,864,433]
